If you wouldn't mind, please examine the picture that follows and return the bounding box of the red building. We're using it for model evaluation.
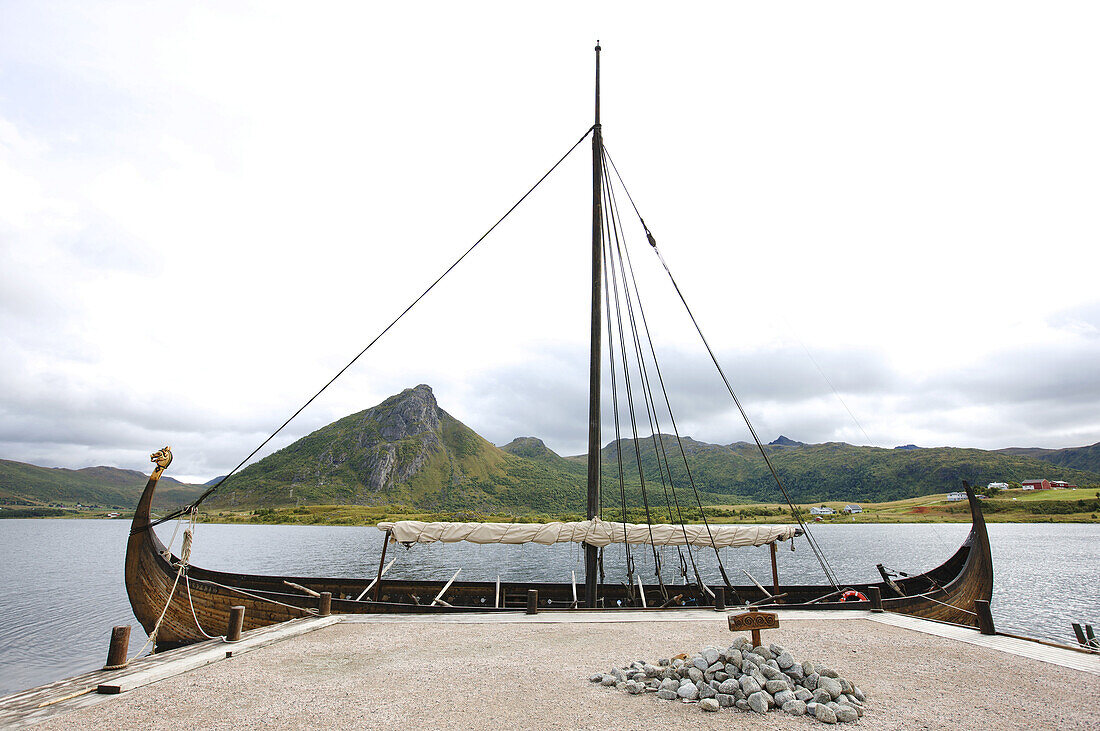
[1021,479,1051,490]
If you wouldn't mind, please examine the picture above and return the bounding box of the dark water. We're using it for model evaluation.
[0,519,1096,696]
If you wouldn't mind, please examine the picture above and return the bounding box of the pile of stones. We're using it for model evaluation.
[589,636,867,724]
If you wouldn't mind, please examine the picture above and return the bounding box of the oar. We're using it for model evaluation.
[356,559,395,601]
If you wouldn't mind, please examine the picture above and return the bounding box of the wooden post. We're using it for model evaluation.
[226,606,245,642]
[748,607,762,647]
[527,589,539,615]
[319,592,332,617]
[868,586,883,612]
[974,599,995,635]
[373,530,391,602]
[769,542,780,595]
[104,625,130,669]
[714,586,725,612]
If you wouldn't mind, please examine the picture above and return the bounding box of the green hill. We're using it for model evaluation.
[997,442,1100,475]
[206,385,1100,513]
[0,459,206,510]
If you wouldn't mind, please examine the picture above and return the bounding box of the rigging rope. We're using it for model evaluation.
[144,126,596,531]
[603,147,840,590]
[601,147,733,591]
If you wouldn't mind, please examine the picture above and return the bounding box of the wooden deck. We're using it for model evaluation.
[0,615,338,729]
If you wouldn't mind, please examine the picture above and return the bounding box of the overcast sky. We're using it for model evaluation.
[2,2,1098,482]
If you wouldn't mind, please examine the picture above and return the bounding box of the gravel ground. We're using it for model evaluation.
[39,618,1100,730]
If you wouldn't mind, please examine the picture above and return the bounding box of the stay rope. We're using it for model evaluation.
[145,126,596,530]
[604,147,840,590]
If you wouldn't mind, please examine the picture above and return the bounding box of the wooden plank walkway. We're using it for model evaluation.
[0,615,338,729]
[867,611,1100,676]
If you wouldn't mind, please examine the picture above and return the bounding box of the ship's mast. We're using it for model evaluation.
[584,42,604,608]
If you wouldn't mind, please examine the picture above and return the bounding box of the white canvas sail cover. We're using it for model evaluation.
[376,519,799,548]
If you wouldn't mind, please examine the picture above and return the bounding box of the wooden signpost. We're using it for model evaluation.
[728,607,779,647]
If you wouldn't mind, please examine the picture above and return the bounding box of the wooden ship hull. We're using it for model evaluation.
[126,466,994,648]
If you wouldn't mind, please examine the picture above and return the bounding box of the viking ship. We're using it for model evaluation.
[125,45,994,648]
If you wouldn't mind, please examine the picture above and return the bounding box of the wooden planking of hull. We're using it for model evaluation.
[126,463,993,648]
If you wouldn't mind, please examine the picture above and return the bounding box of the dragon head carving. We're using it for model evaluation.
[150,446,173,470]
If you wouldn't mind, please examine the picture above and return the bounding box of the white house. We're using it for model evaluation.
[843,504,862,514]
[987,482,1008,490]
[810,506,835,516]
[945,491,967,502]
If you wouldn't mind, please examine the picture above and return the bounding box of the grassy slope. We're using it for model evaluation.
[0,458,206,509]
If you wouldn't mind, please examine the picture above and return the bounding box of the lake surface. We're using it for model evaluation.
[0,519,1096,696]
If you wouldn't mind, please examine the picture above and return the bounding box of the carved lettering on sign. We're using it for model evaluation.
[728,611,779,632]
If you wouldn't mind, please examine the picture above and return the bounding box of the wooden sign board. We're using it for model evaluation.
[728,611,779,632]
[729,610,779,646]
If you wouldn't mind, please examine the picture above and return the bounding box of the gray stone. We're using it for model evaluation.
[815,703,838,724]
[734,688,746,701]
[658,658,670,667]
[699,683,716,699]
[795,688,814,702]
[600,675,616,687]
[745,652,765,666]
[783,699,808,716]
[714,671,728,683]
[643,663,661,677]
[765,679,790,694]
[677,682,699,700]
[766,659,781,672]
[785,662,804,681]
[803,672,820,690]
[717,693,734,708]
[688,667,704,684]
[740,660,754,676]
[820,666,840,679]
[776,651,795,669]
[734,699,750,710]
[709,680,720,690]
[588,673,603,683]
[827,701,840,711]
[723,648,743,666]
[718,679,739,695]
[774,689,796,706]
[702,647,720,666]
[761,665,784,681]
[840,678,854,694]
[646,679,660,690]
[706,661,723,676]
[627,682,645,695]
[769,643,785,656]
[657,689,678,700]
[739,675,762,695]
[806,702,819,715]
[615,681,627,690]
[659,678,679,692]
[753,646,774,660]
[802,660,816,676]
[693,656,709,671]
[836,705,859,722]
[819,676,843,700]
[671,658,684,668]
[813,688,832,705]
[632,672,646,682]
[724,662,740,676]
[699,698,720,712]
[854,686,866,702]
[747,691,770,714]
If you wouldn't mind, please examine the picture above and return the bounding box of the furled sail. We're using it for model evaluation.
[376,519,800,548]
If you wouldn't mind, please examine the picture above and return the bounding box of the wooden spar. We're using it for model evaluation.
[356,559,394,601]
[636,573,647,608]
[584,41,604,609]
[571,571,578,608]
[283,581,320,598]
[742,569,773,598]
[494,575,500,609]
[373,530,391,602]
[770,542,780,594]
[431,569,461,606]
